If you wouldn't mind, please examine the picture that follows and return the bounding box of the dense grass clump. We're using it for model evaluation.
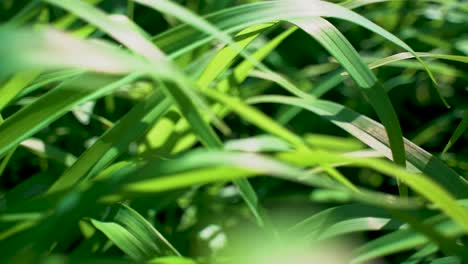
[0,0,467,263]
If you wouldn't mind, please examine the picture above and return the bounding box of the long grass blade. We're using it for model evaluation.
[249,95,468,198]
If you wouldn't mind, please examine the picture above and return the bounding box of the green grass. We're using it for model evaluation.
[0,0,467,263]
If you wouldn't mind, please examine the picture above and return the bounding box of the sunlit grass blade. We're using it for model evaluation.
[0,27,147,76]
[224,135,293,153]
[304,134,364,152]
[289,204,395,240]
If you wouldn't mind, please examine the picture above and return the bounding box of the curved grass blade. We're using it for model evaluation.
[91,219,149,261]
[304,134,364,152]
[289,204,394,240]
[291,17,406,195]
[224,135,293,153]
[313,217,395,241]
[368,52,468,69]
[249,95,468,198]
[112,204,180,256]
[279,51,468,124]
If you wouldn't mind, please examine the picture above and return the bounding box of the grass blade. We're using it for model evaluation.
[113,204,180,256]
[91,219,149,261]
[443,111,468,154]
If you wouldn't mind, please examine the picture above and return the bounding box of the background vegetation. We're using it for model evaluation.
[0,0,467,263]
